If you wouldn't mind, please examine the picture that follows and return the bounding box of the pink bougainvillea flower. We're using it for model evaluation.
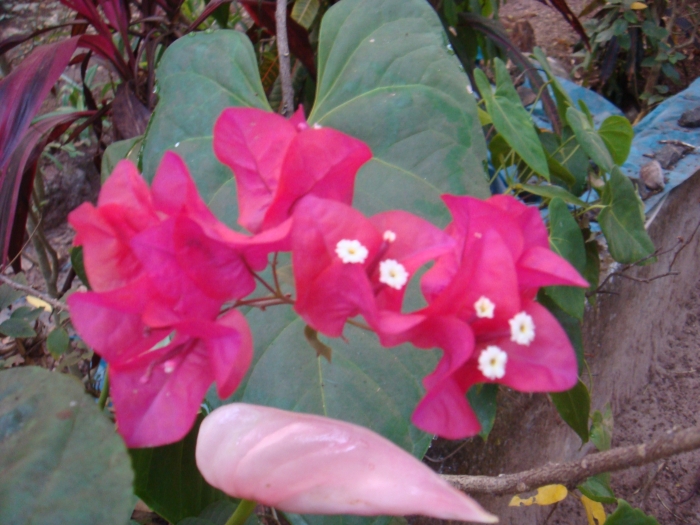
[67,151,273,447]
[68,271,254,448]
[68,160,160,292]
[195,403,497,522]
[377,196,587,439]
[213,107,372,234]
[421,194,588,302]
[291,196,454,337]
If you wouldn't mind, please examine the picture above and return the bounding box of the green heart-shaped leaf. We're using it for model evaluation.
[0,367,133,525]
[141,31,270,228]
[309,0,489,225]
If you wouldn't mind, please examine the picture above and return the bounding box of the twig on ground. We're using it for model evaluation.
[0,274,66,311]
[443,424,700,496]
[275,0,293,117]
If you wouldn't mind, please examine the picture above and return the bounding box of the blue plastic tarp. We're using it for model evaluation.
[621,78,700,212]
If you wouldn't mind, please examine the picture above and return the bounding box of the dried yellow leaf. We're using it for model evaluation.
[630,2,648,9]
[581,495,607,525]
[26,295,52,312]
[509,484,568,506]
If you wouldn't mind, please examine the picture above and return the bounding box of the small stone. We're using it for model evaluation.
[655,144,685,169]
[639,160,665,191]
[517,86,537,107]
[678,106,700,128]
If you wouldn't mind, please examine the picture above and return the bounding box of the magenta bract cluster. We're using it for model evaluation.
[67,107,587,448]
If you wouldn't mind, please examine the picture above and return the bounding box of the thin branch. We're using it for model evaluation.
[276,0,294,117]
[0,274,66,311]
[443,424,700,495]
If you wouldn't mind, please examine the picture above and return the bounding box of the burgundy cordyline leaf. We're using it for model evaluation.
[2,111,94,270]
[0,38,79,169]
[196,403,498,522]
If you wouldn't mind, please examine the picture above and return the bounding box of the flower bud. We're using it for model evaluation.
[196,404,497,522]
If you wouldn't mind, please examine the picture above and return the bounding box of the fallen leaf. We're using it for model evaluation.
[509,484,568,506]
[581,495,607,525]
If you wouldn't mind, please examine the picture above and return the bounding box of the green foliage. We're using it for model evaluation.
[474,59,549,180]
[292,0,321,29]
[177,500,261,525]
[578,473,617,504]
[47,327,70,358]
[467,383,499,439]
[599,168,655,264]
[141,30,270,228]
[533,47,574,122]
[130,412,230,524]
[218,305,437,457]
[606,500,659,525]
[71,246,90,289]
[566,107,614,173]
[538,292,585,374]
[598,115,634,166]
[102,136,142,182]
[545,198,587,320]
[0,274,26,309]
[578,0,687,107]
[518,184,587,208]
[550,379,590,443]
[0,367,133,525]
[590,405,614,451]
[310,0,490,221]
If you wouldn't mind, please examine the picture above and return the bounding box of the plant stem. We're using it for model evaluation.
[225,499,257,525]
[98,367,110,410]
[0,274,65,310]
[276,0,293,116]
[444,423,700,495]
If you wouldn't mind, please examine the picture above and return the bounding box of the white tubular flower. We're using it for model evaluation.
[474,296,495,319]
[383,230,397,242]
[509,311,536,345]
[478,346,508,380]
[379,259,409,290]
[335,239,369,264]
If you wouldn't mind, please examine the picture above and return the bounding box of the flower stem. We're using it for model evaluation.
[97,366,110,411]
[224,499,257,525]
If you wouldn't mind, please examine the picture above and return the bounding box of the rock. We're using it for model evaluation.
[678,106,700,128]
[516,86,537,107]
[655,144,685,169]
[639,160,665,191]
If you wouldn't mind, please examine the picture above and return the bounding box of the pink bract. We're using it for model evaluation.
[67,152,266,447]
[291,196,454,337]
[195,403,497,522]
[421,194,588,302]
[378,195,586,439]
[213,107,372,234]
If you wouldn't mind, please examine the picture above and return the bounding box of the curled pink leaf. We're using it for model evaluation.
[196,404,497,522]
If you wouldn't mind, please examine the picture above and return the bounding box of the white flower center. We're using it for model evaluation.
[383,230,397,242]
[379,259,409,290]
[335,239,369,264]
[509,312,536,345]
[474,296,495,319]
[478,345,507,380]
[312,123,323,130]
